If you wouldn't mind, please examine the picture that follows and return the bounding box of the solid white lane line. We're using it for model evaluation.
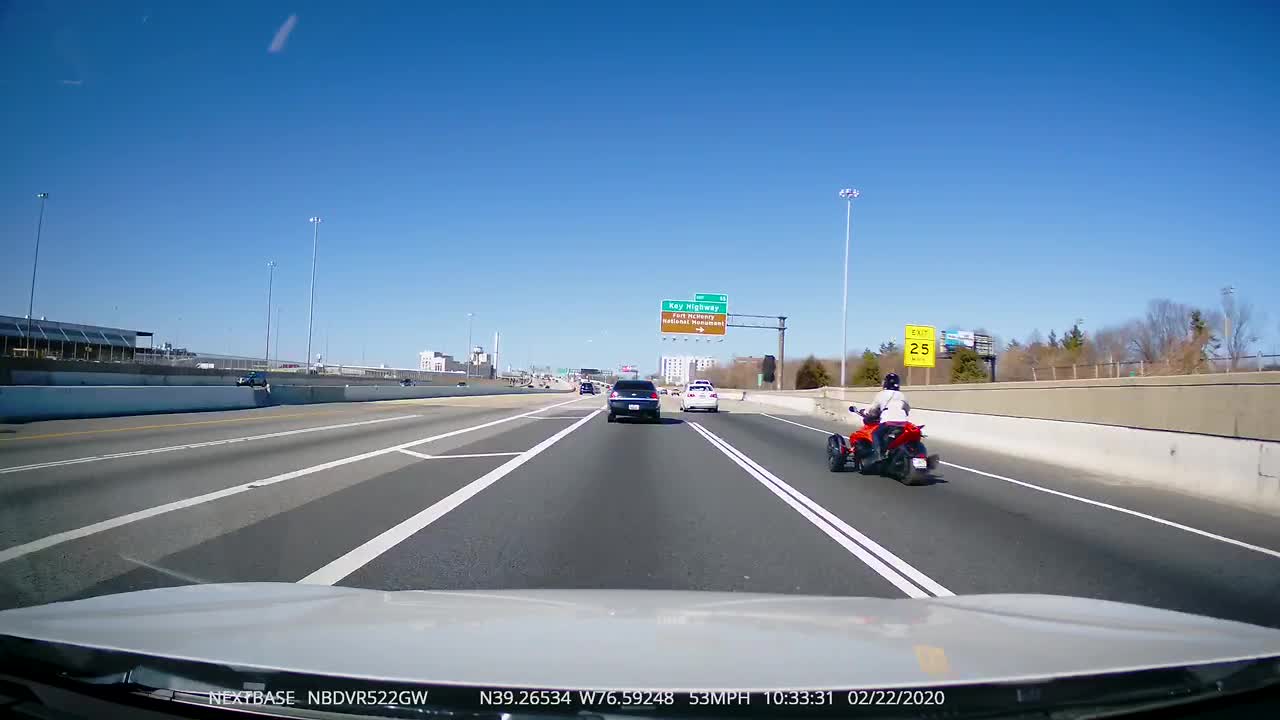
[0,485,254,565]
[758,413,831,434]
[0,396,590,565]
[527,416,590,420]
[751,413,1280,560]
[433,452,526,459]
[943,461,1280,560]
[0,415,422,475]
[686,422,938,599]
[299,408,604,585]
[692,423,952,597]
[397,449,524,460]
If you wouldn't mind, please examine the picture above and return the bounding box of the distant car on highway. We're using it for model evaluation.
[579,382,596,395]
[681,384,719,412]
[399,378,415,387]
[456,381,467,387]
[235,371,267,388]
[608,379,661,423]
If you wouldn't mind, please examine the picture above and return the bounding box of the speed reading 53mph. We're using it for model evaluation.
[904,324,936,368]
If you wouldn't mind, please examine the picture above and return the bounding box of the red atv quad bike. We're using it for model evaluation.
[826,406,939,485]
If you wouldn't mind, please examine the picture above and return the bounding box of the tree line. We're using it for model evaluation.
[699,292,1268,389]
[1001,294,1267,379]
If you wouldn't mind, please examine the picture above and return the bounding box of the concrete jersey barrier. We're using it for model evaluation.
[814,397,1280,513]
[723,377,1280,514]
[0,384,566,423]
[824,373,1280,443]
[0,386,265,422]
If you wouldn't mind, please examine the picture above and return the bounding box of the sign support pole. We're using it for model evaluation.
[777,317,786,391]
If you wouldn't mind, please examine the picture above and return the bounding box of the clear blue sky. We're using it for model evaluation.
[3,1,1278,372]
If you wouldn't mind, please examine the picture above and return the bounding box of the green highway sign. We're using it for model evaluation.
[662,299,728,314]
[695,293,727,303]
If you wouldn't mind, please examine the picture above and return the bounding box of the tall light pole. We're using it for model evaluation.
[305,217,322,372]
[838,188,860,387]
[264,261,277,368]
[26,193,50,356]
[274,306,282,366]
[1222,285,1235,368]
[466,312,475,378]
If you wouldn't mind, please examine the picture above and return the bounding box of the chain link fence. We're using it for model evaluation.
[995,354,1280,382]
[4,344,495,384]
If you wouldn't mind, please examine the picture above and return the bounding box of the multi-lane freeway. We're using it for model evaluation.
[1,392,1277,628]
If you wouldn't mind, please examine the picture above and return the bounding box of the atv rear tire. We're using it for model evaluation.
[826,436,846,473]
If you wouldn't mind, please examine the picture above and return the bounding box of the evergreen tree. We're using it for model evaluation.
[951,347,989,383]
[1063,324,1085,352]
[852,350,882,386]
[794,356,831,390]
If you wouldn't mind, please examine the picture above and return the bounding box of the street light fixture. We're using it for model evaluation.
[305,217,322,372]
[26,193,50,356]
[265,261,277,368]
[838,188,861,387]
[466,312,475,379]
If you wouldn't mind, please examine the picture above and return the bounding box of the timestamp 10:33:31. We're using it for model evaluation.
[476,688,947,708]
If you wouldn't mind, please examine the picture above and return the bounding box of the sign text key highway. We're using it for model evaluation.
[662,299,728,315]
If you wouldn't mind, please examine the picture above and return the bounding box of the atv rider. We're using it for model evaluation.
[865,372,910,464]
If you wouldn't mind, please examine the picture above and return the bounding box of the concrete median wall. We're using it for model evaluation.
[727,374,1280,513]
[6,368,514,389]
[824,372,1280,442]
[739,372,1280,442]
[0,384,564,422]
[0,386,265,422]
[270,384,560,405]
[817,397,1280,514]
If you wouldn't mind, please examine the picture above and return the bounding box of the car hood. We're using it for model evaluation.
[0,584,1278,690]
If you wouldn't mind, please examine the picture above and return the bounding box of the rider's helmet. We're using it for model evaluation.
[883,372,900,391]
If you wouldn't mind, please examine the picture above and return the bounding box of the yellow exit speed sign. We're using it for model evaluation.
[904,325,936,368]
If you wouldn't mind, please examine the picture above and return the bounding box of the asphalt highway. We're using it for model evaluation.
[1,393,1277,628]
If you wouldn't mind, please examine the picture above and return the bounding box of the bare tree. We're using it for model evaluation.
[1221,293,1261,369]
[1092,324,1134,363]
[1130,299,1192,362]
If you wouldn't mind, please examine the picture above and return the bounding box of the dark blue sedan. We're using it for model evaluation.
[580,382,596,395]
[607,380,661,423]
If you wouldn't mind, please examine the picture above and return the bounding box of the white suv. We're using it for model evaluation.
[680,383,719,412]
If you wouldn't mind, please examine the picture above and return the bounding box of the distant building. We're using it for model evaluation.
[0,314,153,362]
[419,350,463,373]
[660,355,717,385]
